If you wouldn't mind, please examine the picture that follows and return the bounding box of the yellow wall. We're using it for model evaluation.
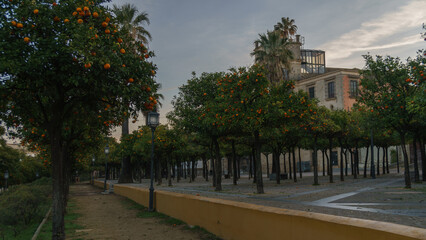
[93,181,426,240]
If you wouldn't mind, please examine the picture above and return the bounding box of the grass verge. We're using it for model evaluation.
[121,198,221,240]
[37,200,84,240]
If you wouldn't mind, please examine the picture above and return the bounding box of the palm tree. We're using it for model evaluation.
[251,31,293,86]
[113,3,152,45]
[274,17,298,39]
[113,3,152,183]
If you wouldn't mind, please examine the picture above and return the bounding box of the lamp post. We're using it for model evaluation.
[92,155,95,184]
[104,144,109,192]
[4,170,9,190]
[147,111,160,212]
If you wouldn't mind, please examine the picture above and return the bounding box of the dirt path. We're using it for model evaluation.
[68,183,216,240]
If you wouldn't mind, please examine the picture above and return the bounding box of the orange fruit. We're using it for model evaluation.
[84,63,91,68]
[83,6,89,11]
[11,21,17,26]
[104,63,110,69]
[128,78,134,83]
[101,21,108,27]
[24,37,30,43]
[33,9,39,14]
[79,11,85,16]
[52,2,57,6]
[105,29,110,34]
[94,34,98,38]
[72,11,78,16]
[117,38,123,43]
[144,54,149,58]
[53,16,60,22]
[93,12,99,18]
[64,19,69,23]
[105,17,110,22]
[122,64,126,67]
[120,48,125,54]
[76,7,82,11]
[17,23,23,28]
[91,52,96,56]
[77,19,83,24]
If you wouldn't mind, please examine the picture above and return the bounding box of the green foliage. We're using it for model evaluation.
[0,177,51,238]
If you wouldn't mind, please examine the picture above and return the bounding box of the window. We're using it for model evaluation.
[327,81,335,99]
[308,86,315,99]
[350,80,358,97]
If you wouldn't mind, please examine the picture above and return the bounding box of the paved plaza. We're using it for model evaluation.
[108,172,426,229]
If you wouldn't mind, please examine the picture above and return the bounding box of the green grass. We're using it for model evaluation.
[37,200,85,240]
[0,203,51,240]
[121,198,221,240]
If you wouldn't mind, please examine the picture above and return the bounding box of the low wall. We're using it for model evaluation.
[93,180,426,240]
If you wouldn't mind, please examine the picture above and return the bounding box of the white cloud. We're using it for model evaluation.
[320,0,426,64]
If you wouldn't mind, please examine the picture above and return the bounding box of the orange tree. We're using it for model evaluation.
[168,71,227,191]
[0,0,159,238]
[214,65,276,193]
[358,54,421,188]
[407,51,426,181]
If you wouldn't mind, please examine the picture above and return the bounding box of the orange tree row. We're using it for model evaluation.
[0,0,159,239]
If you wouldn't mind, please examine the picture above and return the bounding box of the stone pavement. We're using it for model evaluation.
[107,172,426,229]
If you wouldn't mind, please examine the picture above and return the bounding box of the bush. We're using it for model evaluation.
[0,177,51,237]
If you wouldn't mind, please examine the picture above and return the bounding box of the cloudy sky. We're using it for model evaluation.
[108,0,425,135]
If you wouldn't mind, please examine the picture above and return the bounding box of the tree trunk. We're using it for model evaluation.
[266,153,270,178]
[274,150,280,184]
[376,146,380,176]
[420,138,426,181]
[339,139,344,181]
[354,147,358,179]
[292,147,297,183]
[344,148,348,176]
[252,145,257,184]
[213,137,222,191]
[191,158,196,182]
[396,146,400,174]
[118,118,133,183]
[382,147,386,175]
[254,131,264,194]
[350,149,354,175]
[324,150,330,176]
[413,137,420,183]
[51,129,65,240]
[328,138,334,183]
[400,133,411,188]
[385,147,389,174]
[249,153,253,180]
[226,155,232,179]
[177,160,181,182]
[288,149,292,179]
[232,140,238,185]
[322,150,325,176]
[364,147,369,178]
[237,156,241,179]
[298,147,302,179]
[283,152,287,174]
[313,136,319,185]
[167,159,172,187]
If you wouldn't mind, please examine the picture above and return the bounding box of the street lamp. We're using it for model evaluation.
[4,170,9,190]
[92,155,95,184]
[147,111,160,212]
[104,144,109,192]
